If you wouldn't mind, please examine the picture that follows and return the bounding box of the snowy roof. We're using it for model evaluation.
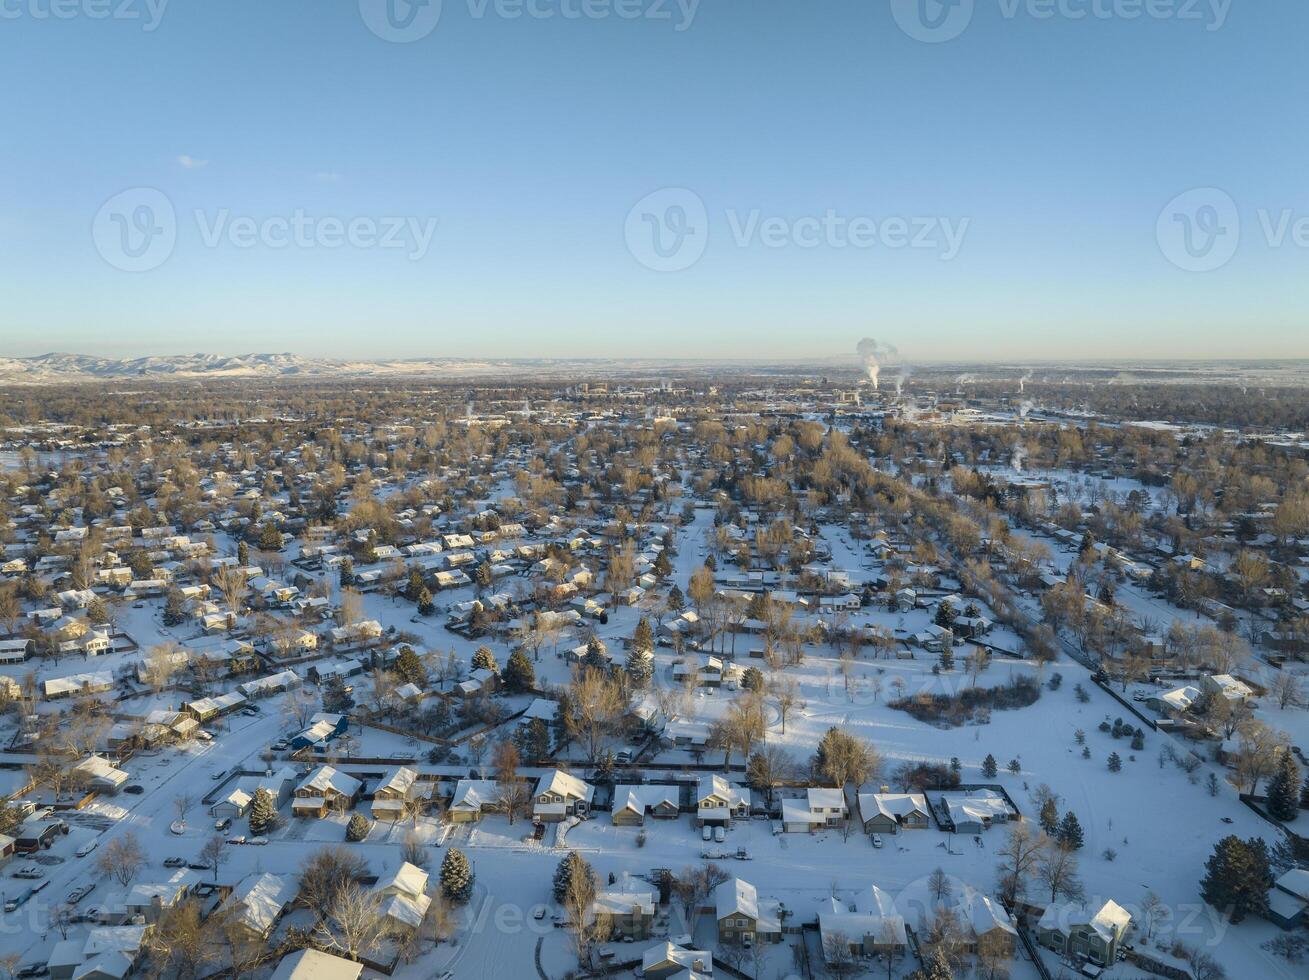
[1039,899,1132,942]
[269,950,364,980]
[535,769,593,802]
[715,877,758,921]
[225,873,297,935]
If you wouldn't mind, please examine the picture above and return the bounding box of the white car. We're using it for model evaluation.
[75,840,98,858]
[713,826,726,844]
[871,834,884,849]
[701,825,712,842]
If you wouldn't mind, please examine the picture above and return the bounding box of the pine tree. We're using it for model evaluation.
[258,523,282,551]
[163,590,186,626]
[741,666,764,692]
[625,646,653,689]
[345,812,371,842]
[1039,798,1059,835]
[502,648,536,693]
[417,587,434,616]
[441,847,474,904]
[471,647,499,673]
[407,568,425,600]
[552,850,595,903]
[249,787,278,836]
[394,646,428,688]
[583,635,607,670]
[1199,835,1273,923]
[1107,752,1122,773]
[1056,811,1085,850]
[632,616,654,655]
[667,584,684,614]
[1266,753,1301,822]
[909,947,953,980]
[938,646,954,671]
[981,754,998,779]
[476,560,494,591]
[237,540,249,567]
[323,675,355,715]
[1131,730,1145,751]
[515,717,551,761]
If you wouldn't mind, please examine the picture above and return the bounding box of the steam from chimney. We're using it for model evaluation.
[1012,444,1028,475]
[856,337,897,390]
[1018,370,1033,393]
[1019,399,1034,419]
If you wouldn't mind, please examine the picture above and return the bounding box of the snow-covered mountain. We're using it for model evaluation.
[0,352,534,383]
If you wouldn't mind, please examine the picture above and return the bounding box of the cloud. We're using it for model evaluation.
[176,154,208,170]
[311,171,343,182]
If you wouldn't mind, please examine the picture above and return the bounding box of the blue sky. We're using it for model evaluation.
[1,0,1306,362]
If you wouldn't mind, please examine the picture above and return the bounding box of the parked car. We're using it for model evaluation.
[214,818,232,832]
[701,825,712,842]
[15,964,48,978]
[247,836,268,846]
[241,707,259,717]
[713,826,726,844]
[123,785,145,795]
[187,861,211,872]
[226,836,246,845]
[12,867,43,880]
[211,769,227,781]
[271,739,289,751]
[164,857,186,868]
[75,840,98,858]
[871,834,883,849]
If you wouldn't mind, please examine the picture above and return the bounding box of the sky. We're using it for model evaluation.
[1,0,1307,363]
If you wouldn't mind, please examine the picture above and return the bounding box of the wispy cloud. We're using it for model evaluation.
[177,154,208,170]
[311,171,343,182]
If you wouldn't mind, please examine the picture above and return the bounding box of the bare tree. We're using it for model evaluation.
[313,881,387,961]
[199,834,229,883]
[96,832,148,887]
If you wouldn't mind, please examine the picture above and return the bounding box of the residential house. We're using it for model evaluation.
[223,873,298,940]
[1264,868,1309,930]
[1038,899,1132,968]
[375,862,432,934]
[611,784,680,826]
[292,766,362,818]
[372,766,423,822]
[818,885,907,961]
[124,869,200,923]
[591,880,656,940]
[715,877,782,944]
[855,792,930,835]
[268,950,363,980]
[781,788,848,832]
[696,775,750,827]
[641,942,714,980]
[532,770,594,824]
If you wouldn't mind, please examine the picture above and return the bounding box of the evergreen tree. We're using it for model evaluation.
[1039,798,1059,835]
[322,675,355,715]
[258,523,282,551]
[632,616,654,654]
[1131,731,1145,752]
[582,635,607,670]
[345,812,371,842]
[741,666,764,692]
[440,847,474,904]
[407,568,425,600]
[515,717,551,761]
[476,560,494,591]
[1199,835,1273,923]
[981,754,998,779]
[501,648,536,693]
[625,646,653,689]
[1301,771,1309,810]
[1056,811,1085,850]
[1107,752,1123,772]
[237,540,249,567]
[87,598,108,625]
[654,549,672,578]
[1266,753,1301,822]
[1079,532,1096,560]
[908,948,953,980]
[338,557,354,587]
[162,590,186,626]
[552,850,595,903]
[394,646,427,688]
[249,787,278,836]
[667,584,684,614]
[417,587,434,616]
[471,646,499,673]
[938,646,954,671]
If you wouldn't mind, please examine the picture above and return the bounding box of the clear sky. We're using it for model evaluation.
[1,0,1306,362]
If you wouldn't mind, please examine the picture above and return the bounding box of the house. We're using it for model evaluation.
[44,671,113,700]
[715,877,782,944]
[125,869,200,923]
[818,885,907,961]
[781,788,848,832]
[375,861,432,933]
[1202,673,1256,704]
[533,769,594,823]
[447,779,501,822]
[1264,868,1309,930]
[291,711,348,750]
[372,766,423,822]
[938,790,1015,834]
[1038,899,1132,968]
[899,881,1017,957]
[72,755,130,794]
[591,880,656,940]
[268,950,363,980]
[856,792,930,834]
[611,784,681,826]
[1149,685,1202,717]
[183,691,246,722]
[641,941,714,980]
[456,667,499,698]
[696,775,750,827]
[292,766,362,818]
[239,670,300,699]
[223,873,298,940]
[46,925,149,980]
[0,638,33,663]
